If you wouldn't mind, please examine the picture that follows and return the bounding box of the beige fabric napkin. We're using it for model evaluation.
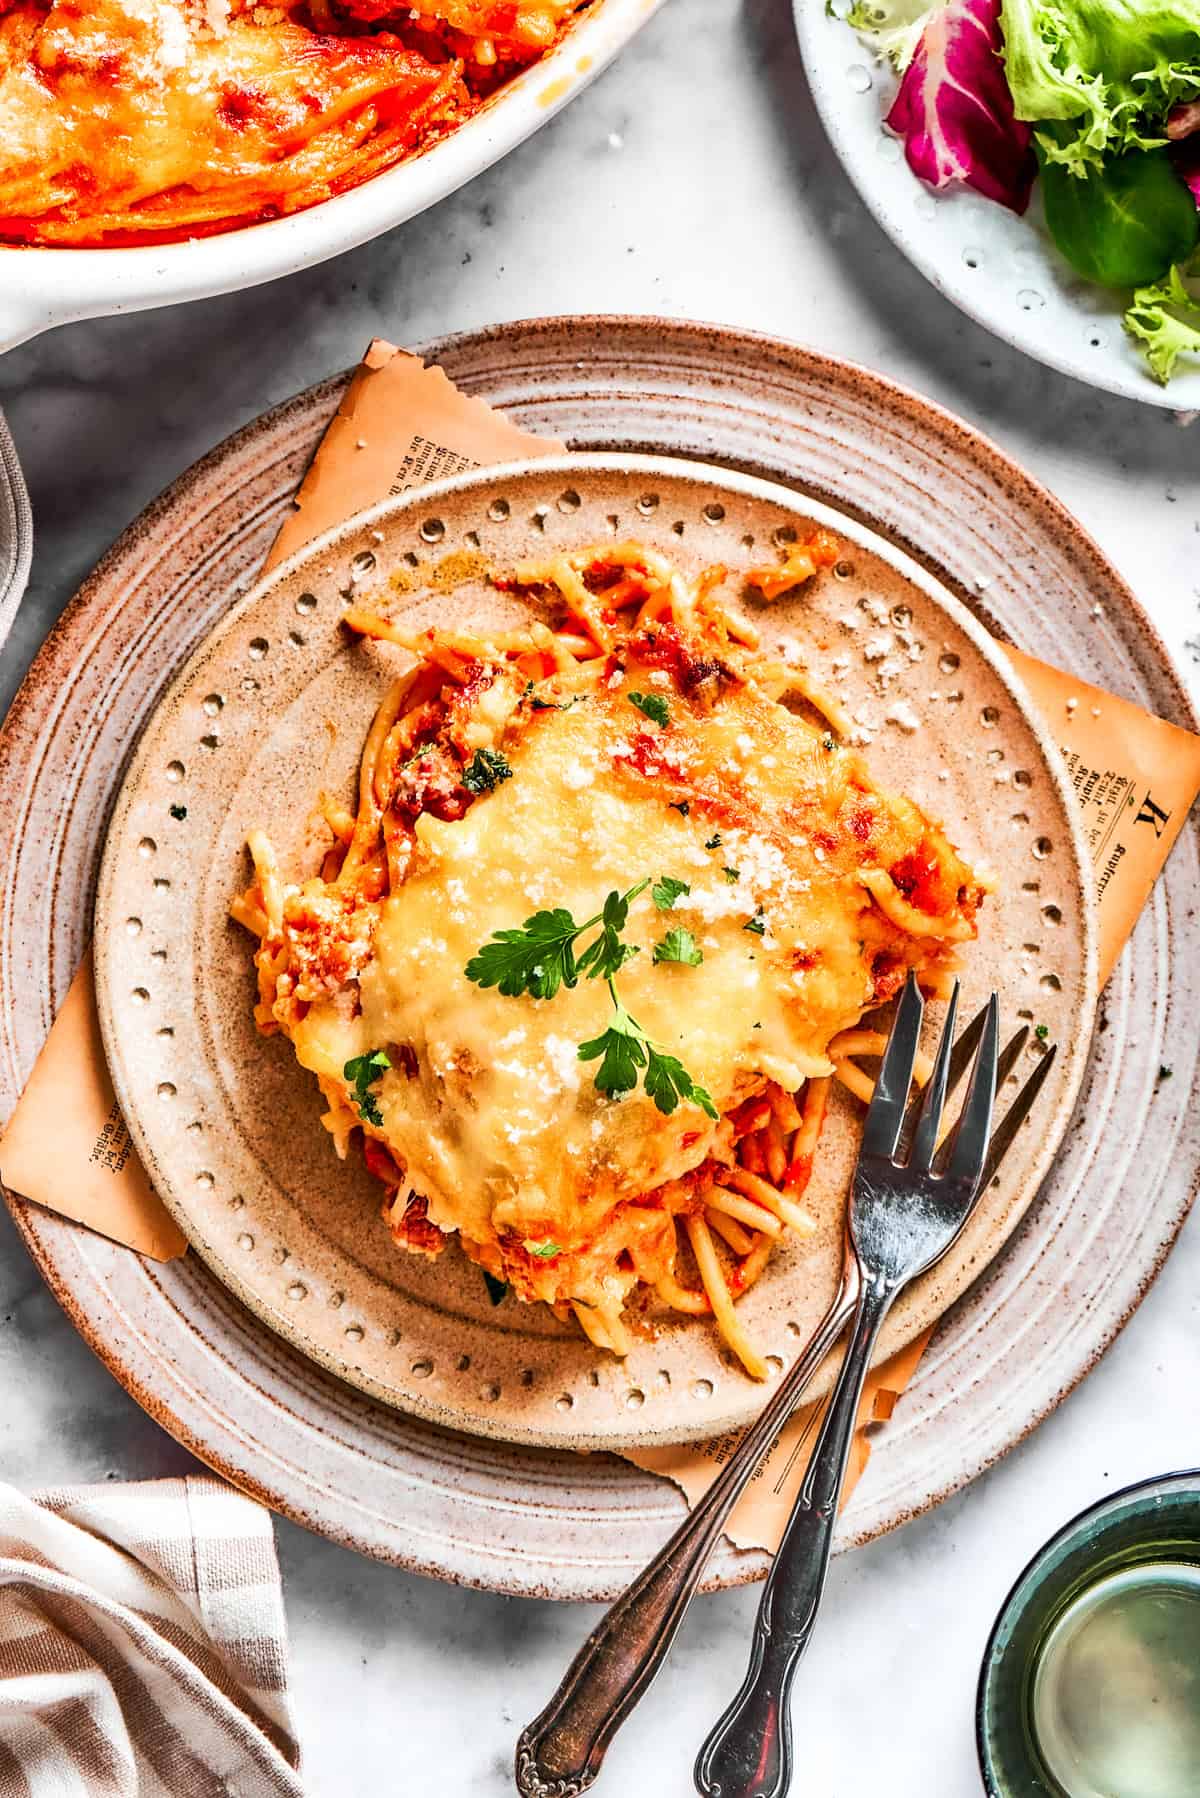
[0,1477,301,1797]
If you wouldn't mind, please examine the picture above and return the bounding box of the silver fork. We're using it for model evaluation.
[516,996,1054,1798]
[693,975,999,1798]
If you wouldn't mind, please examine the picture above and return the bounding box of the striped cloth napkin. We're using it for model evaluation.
[0,1476,302,1797]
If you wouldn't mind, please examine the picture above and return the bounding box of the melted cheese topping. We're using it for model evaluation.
[282,658,978,1296]
[0,0,578,245]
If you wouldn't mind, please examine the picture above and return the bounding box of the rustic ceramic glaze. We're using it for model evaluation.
[94,457,1094,1448]
[2,320,1196,1597]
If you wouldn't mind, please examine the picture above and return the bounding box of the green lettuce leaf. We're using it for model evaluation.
[1039,144,1199,286]
[1124,263,1200,382]
[999,0,1200,174]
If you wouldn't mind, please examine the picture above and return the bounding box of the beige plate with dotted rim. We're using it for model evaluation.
[95,454,1095,1450]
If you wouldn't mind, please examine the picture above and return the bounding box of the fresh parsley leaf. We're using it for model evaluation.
[462,747,513,794]
[705,833,722,850]
[643,1049,718,1120]
[629,690,670,728]
[344,1049,391,1127]
[169,803,187,820]
[653,927,703,967]
[482,1271,509,1305]
[1034,1023,1049,1041]
[723,866,741,883]
[524,1238,563,1259]
[652,875,690,911]
[579,988,715,1118]
[743,910,766,936]
[578,998,648,1100]
[466,907,582,1000]
[575,883,648,982]
[466,882,647,1000]
[669,800,690,817]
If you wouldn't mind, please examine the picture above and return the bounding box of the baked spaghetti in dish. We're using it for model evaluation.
[233,538,989,1378]
[0,0,588,246]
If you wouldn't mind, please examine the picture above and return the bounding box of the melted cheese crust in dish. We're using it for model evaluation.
[0,0,584,246]
[234,538,989,1377]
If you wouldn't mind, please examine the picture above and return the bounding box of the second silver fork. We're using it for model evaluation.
[693,975,999,1798]
[517,988,1053,1798]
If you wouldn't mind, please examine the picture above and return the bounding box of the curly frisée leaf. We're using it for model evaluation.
[1124,263,1200,381]
[841,0,943,72]
[885,0,1036,213]
[1000,0,1200,176]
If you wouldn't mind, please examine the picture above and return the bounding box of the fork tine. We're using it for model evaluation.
[996,1025,1030,1089]
[898,998,988,1156]
[861,972,925,1162]
[945,993,999,1186]
[977,1042,1057,1190]
[909,981,959,1171]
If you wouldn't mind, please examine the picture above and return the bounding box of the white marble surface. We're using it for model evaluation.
[2,2,1199,1793]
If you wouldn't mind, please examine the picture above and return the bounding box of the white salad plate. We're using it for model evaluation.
[795,0,1200,412]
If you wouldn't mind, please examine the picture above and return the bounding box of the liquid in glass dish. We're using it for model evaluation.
[1031,1560,1200,1798]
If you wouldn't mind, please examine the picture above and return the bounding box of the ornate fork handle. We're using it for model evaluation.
[693,1270,895,1798]
[514,1263,860,1798]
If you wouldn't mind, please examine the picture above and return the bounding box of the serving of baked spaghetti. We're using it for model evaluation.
[0,0,590,246]
[233,537,989,1379]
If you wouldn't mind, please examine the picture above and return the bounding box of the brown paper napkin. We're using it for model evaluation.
[4,341,1199,1551]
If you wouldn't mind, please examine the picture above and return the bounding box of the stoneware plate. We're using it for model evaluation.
[93,455,1096,1450]
[794,1,1200,413]
[2,318,1197,1596]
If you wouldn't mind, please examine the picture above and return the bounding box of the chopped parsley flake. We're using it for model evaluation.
[344,1049,391,1127]
[1158,1064,1174,1083]
[669,800,690,817]
[705,833,722,850]
[743,910,766,936]
[1034,1023,1049,1041]
[629,690,670,728]
[821,733,835,752]
[482,1272,509,1305]
[462,747,513,793]
[169,803,187,821]
[653,927,703,967]
[723,866,741,883]
[525,1238,563,1259]
[652,875,691,911]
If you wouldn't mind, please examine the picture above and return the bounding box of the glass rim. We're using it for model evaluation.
[976,1467,1200,1793]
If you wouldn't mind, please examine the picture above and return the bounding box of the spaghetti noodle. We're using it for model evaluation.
[233,537,988,1377]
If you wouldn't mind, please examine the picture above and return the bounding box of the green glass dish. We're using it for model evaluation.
[977,1470,1200,1797]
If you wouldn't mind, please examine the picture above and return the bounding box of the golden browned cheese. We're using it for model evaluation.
[0,0,576,245]
[278,644,982,1313]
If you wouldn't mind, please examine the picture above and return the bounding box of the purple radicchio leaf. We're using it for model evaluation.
[1170,141,1200,211]
[885,0,1036,215]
